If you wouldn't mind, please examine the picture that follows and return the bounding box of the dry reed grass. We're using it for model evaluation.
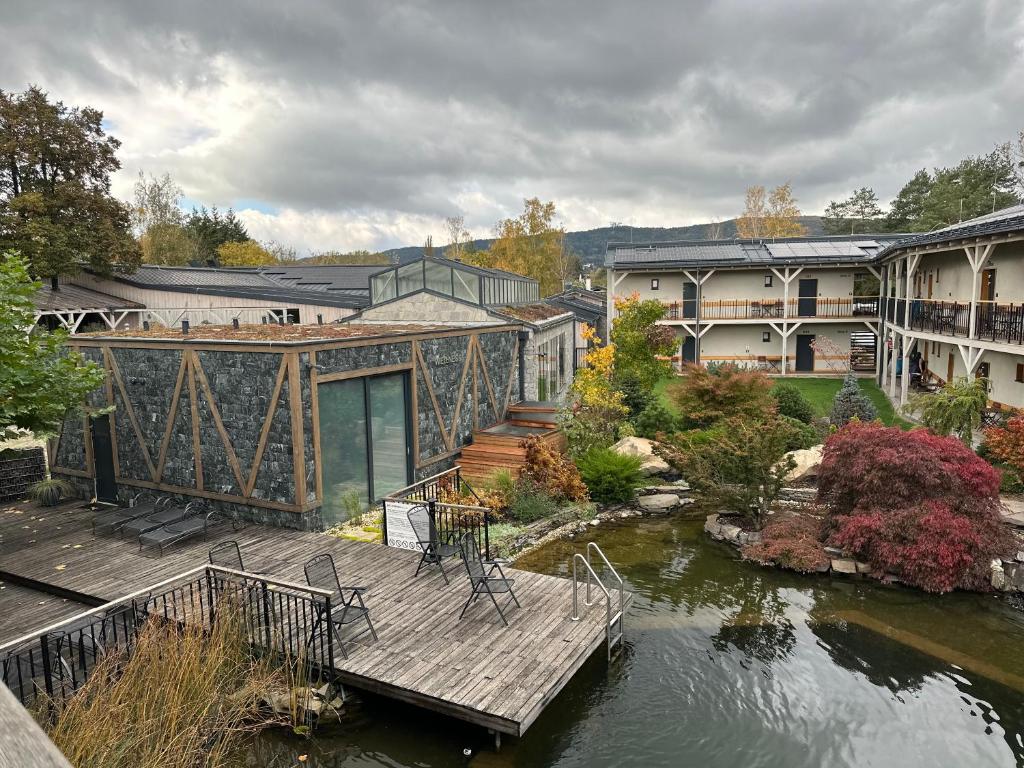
[44,602,310,768]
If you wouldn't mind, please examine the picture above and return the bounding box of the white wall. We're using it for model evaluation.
[72,274,358,325]
[918,338,1024,408]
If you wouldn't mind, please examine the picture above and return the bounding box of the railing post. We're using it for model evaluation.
[324,593,334,666]
[39,634,54,700]
[484,508,491,560]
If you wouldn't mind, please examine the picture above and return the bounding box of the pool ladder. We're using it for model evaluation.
[571,542,624,661]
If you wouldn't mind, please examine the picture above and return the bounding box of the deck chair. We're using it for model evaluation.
[92,494,168,535]
[458,533,520,627]
[137,506,217,555]
[408,504,460,584]
[120,501,194,539]
[209,540,245,570]
[304,553,377,659]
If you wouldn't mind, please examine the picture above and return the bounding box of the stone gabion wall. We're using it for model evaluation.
[194,350,295,504]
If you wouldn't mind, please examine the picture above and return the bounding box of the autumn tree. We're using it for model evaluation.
[611,294,677,389]
[0,86,139,279]
[444,215,473,261]
[132,171,199,265]
[216,239,275,266]
[471,198,567,296]
[736,183,808,239]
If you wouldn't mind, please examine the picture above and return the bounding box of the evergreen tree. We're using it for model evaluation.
[823,187,884,235]
[830,373,877,426]
[184,206,248,265]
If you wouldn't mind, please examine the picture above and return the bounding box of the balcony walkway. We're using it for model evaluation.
[0,499,624,737]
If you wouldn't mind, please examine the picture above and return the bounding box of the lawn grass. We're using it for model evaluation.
[654,373,913,429]
[769,376,913,429]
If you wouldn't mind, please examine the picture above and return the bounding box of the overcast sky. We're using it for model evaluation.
[4,1,1023,253]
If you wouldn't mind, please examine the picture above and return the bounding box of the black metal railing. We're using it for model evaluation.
[908,300,971,336]
[0,566,336,709]
[975,302,1024,345]
[383,467,491,558]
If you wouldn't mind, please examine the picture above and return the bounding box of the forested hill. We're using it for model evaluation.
[383,216,825,266]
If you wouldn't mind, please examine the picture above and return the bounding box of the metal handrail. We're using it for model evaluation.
[587,542,624,630]
[571,543,624,661]
[0,564,331,654]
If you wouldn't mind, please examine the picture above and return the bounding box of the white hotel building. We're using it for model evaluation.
[604,205,1024,411]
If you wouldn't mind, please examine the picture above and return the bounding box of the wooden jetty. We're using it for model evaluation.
[0,499,626,738]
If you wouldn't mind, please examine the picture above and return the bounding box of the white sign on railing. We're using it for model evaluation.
[383,500,420,551]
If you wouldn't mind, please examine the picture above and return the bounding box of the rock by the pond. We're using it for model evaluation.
[1001,498,1024,528]
[611,436,671,476]
[638,493,681,511]
[781,445,824,483]
[855,561,872,574]
[830,558,858,575]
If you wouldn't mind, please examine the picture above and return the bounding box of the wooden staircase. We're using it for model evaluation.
[458,402,567,485]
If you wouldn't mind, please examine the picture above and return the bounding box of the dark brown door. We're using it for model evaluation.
[947,352,955,383]
[980,269,996,301]
[927,273,933,299]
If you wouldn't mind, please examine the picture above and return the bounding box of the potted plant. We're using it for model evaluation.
[29,476,74,507]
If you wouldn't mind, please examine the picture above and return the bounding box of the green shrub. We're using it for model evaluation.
[506,477,559,523]
[780,415,819,452]
[660,415,797,528]
[909,376,988,444]
[576,447,645,505]
[998,465,1024,494]
[830,373,877,426]
[771,383,815,424]
[634,400,679,440]
[667,363,774,429]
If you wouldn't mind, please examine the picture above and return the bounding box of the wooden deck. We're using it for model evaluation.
[0,500,623,737]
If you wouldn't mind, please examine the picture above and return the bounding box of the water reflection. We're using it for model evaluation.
[249,515,1024,768]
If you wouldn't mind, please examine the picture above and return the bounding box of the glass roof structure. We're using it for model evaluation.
[370,256,540,307]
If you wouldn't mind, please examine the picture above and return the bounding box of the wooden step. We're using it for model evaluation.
[507,400,559,415]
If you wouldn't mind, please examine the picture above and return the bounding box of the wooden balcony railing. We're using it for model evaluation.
[660,297,879,321]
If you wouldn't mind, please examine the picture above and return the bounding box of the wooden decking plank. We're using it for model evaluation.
[0,500,625,738]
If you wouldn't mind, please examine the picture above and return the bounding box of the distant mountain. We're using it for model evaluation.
[382,216,826,266]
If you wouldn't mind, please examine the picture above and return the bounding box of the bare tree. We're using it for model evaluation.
[444,215,472,260]
[705,219,724,240]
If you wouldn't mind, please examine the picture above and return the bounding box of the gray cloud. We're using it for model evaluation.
[2,0,1022,251]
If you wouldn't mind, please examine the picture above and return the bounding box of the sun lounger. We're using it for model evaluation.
[120,502,194,539]
[91,494,168,535]
[138,508,217,556]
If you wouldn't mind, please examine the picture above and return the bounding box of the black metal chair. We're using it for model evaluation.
[408,504,460,584]
[457,533,520,627]
[209,540,245,570]
[303,553,377,659]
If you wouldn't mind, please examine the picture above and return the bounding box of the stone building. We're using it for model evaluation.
[51,322,525,530]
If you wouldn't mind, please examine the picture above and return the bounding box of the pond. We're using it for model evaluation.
[246,514,1024,767]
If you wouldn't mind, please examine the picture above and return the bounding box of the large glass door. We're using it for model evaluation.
[318,372,411,525]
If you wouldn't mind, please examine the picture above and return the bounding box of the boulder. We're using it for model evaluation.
[780,445,824,483]
[638,493,680,511]
[830,558,858,575]
[718,523,742,542]
[1001,498,1024,528]
[611,436,671,476]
